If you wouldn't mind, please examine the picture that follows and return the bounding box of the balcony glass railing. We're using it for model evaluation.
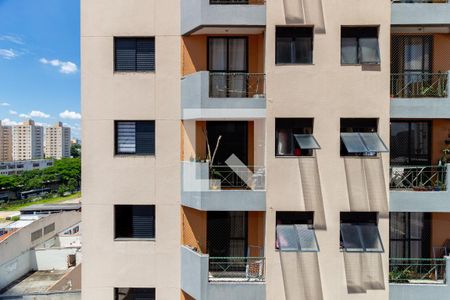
[390,258,446,284]
[391,73,448,98]
[208,257,265,281]
[390,165,447,191]
[209,165,265,190]
[209,73,265,98]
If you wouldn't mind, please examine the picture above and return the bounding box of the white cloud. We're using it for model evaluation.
[59,110,81,120]
[0,35,24,45]
[9,110,17,115]
[0,49,17,60]
[1,118,19,126]
[19,110,50,119]
[35,122,50,127]
[40,58,78,74]
[0,102,10,106]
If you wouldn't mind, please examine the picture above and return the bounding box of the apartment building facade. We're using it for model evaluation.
[0,121,12,161]
[82,0,390,300]
[389,1,450,299]
[12,120,44,161]
[44,122,71,159]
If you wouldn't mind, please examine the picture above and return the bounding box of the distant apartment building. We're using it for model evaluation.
[0,121,12,162]
[12,120,44,161]
[45,122,71,159]
[82,0,391,299]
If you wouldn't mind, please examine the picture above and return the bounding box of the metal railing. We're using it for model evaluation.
[392,0,448,3]
[390,165,447,191]
[389,258,446,284]
[209,165,265,190]
[391,73,448,98]
[209,257,265,281]
[210,0,265,4]
[209,72,265,98]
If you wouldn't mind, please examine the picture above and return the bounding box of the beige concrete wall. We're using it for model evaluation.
[81,0,181,299]
[265,0,390,299]
[48,264,82,292]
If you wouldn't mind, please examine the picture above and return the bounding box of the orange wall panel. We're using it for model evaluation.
[181,206,207,253]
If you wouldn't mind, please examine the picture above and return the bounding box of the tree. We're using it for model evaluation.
[71,143,81,158]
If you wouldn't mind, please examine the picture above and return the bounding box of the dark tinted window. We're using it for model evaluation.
[390,121,430,165]
[341,27,380,65]
[115,38,155,72]
[275,118,318,157]
[115,121,155,155]
[115,288,155,300]
[115,205,155,239]
[276,27,313,64]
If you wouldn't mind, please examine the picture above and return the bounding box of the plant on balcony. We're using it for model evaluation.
[202,128,223,190]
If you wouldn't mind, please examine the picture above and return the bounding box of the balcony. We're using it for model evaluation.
[181,0,265,35]
[181,246,265,300]
[181,72,266,120]
[390,72,450,118]
[390,165,450,211]
[391,0,450,25]
[181,161,266,211]
[390,258,446,284]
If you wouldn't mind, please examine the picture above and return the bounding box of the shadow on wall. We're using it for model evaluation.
[343,252,385,294]
[298,157,326,230]
[280,252,324,300]
[282,0,326,33]
[344,157,389,218]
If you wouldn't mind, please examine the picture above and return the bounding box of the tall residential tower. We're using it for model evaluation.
[12,120,44,161]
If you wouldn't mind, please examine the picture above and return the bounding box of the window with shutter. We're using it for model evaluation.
[115,37,155,72]
[114,205,155,239]
[115,121,155,155]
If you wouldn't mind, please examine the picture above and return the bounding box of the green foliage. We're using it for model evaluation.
[71,143,81,158]
[0,158,81,192]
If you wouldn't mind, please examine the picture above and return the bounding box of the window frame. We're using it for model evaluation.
[340,26,381,66]
[389,212,431,258]
[114,287,156,300]
[275,118,319,157]
[114,120,156,156]
[275,211,319,252]
[340,118,387,157]
[390,120,431,166]
[114,205,156,241]
[275,26,314,65]
[114,37,156,73]
[340,212,384,253]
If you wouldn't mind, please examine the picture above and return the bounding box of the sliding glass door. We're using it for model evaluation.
[208,37,248,97]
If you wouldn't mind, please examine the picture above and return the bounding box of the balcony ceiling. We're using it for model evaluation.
[189,26,265,35]
[392,25,450,34]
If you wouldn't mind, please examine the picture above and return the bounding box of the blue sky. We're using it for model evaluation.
[0,0,80,138]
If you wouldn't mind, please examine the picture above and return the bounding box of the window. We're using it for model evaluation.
[114,38,155,72]
[275,118,320,157]
[341,27,380,65]
[340,118,388,156]
[115,121,155,155]
[31,229,43,242]
[340,212,384,253]
[276,27,313,64]
[115,288,155,300]
[390,121,430,165]
[114,205,155,239]
[275,211,319,252]
[44,223,55,235]
[390,212,431,258]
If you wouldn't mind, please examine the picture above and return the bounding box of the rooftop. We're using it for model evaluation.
[0,270,67,296]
